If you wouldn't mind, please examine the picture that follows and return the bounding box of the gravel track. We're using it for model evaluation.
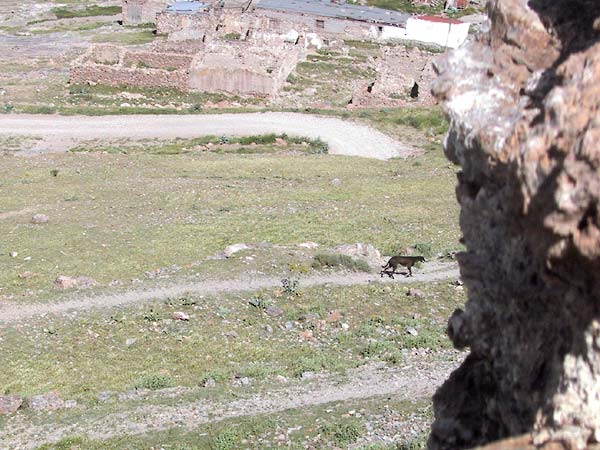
[0,112,411,159]
[0,261,459,323]
[0,357,462,449]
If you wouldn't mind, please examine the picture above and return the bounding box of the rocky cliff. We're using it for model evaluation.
[429,1,600,449]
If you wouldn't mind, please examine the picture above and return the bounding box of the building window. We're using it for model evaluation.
[316,19,325,29]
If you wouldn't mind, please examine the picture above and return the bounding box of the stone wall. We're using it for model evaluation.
[70,65,189,89]
[122,0,166,24]
[349,46,437,107]
[188,41,302,96]
[428,0,600,449]
[122,51,194,70]
[70,44,191,90]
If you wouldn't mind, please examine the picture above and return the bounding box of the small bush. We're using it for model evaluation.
[223,32,241,41]
[248,294,270,310]
[394,108,448,136]
[52,5,121,19]
[237,133,277,145]
[413,243,433,258]
[281,278,301,296]
[133,374,173,390]
[318,419,362,447]
[143,309,160,322]
[312,253,371,272]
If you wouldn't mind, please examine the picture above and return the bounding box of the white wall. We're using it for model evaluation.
[405,17,469,49]
[379,25,406,40]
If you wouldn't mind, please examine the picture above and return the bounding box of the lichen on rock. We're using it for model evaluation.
[429,1,600,449]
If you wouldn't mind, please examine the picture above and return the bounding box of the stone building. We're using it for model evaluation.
[189,41,303,95]
[122,0,168,24]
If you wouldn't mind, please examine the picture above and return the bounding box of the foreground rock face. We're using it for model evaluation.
[430,1,600,449]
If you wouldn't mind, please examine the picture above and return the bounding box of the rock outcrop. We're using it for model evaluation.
[429,1,600,449]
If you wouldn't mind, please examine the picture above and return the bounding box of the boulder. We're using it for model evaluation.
[28,392,64,411]
[0,395,23,415]
[429,1,600,449]
[223,243,250,258]
[172,311,189,321]
[54,275,98,290]
[335,243,383,267]
[31,214,49,224]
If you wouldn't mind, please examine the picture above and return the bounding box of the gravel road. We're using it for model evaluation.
[0,112,411,159]
[0,261,459,323]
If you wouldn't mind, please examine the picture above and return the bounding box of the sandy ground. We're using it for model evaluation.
[0,261,459,323]
[0,113,413,159]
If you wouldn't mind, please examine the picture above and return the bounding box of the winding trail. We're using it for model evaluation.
[0,112,411,159]
[0,358,462,449]
[0,261,459,323]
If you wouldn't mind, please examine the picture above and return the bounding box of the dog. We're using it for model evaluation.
[380,255,425,278]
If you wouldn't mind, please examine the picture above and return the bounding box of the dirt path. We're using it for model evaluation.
[0,356,461,449]
[0,261,459,323]
[0,113,412,160]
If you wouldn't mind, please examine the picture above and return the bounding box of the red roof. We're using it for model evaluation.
[415,15,463,25]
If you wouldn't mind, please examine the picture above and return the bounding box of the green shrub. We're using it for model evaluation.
[394,109,448,135]
[52,5,121,19]
[223,32,241,41]
[133,374,173,390]
[312,253,372,272]
[318,419,362,446]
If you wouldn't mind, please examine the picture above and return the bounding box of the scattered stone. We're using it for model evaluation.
[275,375,288,383]
[224,330,239,339]
[172,311,189,321]
[341,322,350,331]
[335,243,383,267]
[31,214,49,224]
[223,243,250,258]
[118,390,143,401]
[406,327,419,336]
[54,275,98,290]
[297,242,319,249]
[64,400,78,409]
[299,329,314,341]
[331,178,342,186]
[201,378,216,388]
[76,276,98,289]
[97,391,113,402]
[406,288,425,298]
[0,395,23,415]
[299,313,320,324]
[265,305,284,317]
[54,275,78,290]
[28,392,64,411]
[327,309,342,323]
[18,271,35,279]
[284,321,294,331]
[301,371,316,380]
[274,137,287,146]
[125,338,137,347]
[231,376,251,387]
[9,252,17,258]
[263,324,273,334]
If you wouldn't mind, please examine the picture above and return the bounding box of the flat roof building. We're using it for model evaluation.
[254,0,410,27]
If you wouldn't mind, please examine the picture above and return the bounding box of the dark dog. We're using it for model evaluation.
[380,255,425,278]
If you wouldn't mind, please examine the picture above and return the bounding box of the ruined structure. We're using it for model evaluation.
[429,0,600,449]
[74,0,457,99]
[189,40,303,95]
[122,0,167,24]
[349,46,436,107]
